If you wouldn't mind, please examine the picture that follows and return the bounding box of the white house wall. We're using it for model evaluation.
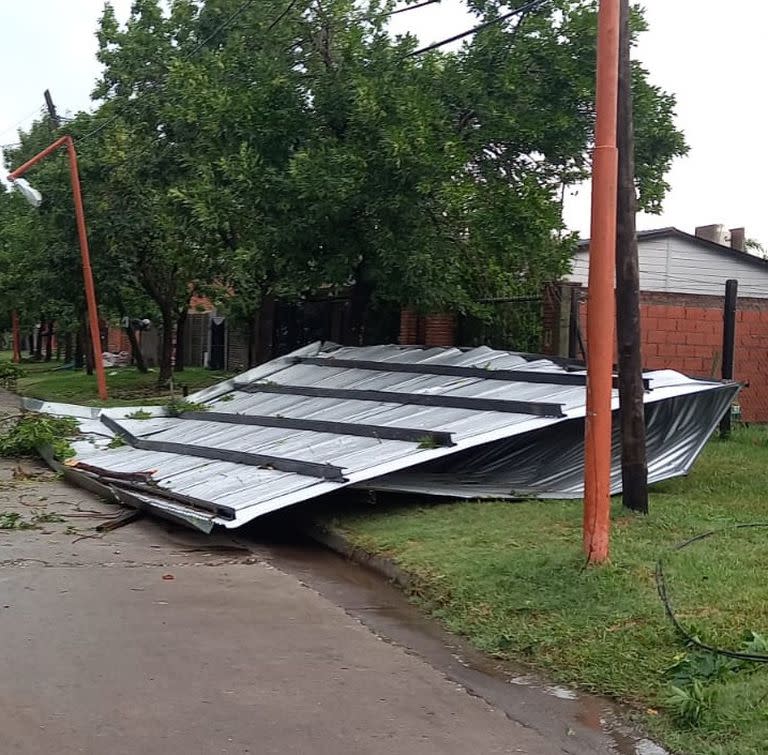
[568,235,768,298]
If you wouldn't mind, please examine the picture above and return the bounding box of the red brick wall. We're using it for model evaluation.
[106,327,132,354]
[398,310,456,347]
[578,289,768,422]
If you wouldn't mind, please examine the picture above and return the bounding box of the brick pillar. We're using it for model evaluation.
[399,308,419,345]
[541,283,577,357]
[424,313,456,347]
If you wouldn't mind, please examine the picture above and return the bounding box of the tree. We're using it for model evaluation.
[2,0,687,376]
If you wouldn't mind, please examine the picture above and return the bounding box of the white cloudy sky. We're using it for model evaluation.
[1,1,765,242]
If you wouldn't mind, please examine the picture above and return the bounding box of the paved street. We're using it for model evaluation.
[0,460,621,755]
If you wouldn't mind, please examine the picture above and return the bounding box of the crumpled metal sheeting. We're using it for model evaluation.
[70,444,316,508]
[37,342,738,530]
[360,383,738,499]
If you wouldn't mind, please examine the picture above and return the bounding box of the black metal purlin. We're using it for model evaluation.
[242,383,565,418]
[293,356,650,391]
[293,356,588,386]
[180,411,455,447]
[99,415,346,482]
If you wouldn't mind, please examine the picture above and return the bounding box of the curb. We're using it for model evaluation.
[303,522,415,591]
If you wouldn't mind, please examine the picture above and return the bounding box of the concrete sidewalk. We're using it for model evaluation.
[0,459,577,755]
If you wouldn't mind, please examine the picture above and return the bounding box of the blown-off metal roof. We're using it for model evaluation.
[54,342,735,530]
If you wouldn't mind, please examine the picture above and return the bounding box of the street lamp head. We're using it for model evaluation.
[8,176,42,208]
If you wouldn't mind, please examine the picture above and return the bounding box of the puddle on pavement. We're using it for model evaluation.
[233,525,667,755]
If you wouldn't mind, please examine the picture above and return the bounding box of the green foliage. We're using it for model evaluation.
[32,511,65,524]
[2,0,687,369]
[417,435,441,450]
[107,435,128,449]
[0,510,66,529]
[164,398,209,417]
[126,409,154,420]
[664,679,715,728]
[0,362,25,391]
[662,633,768,729]
[665,651,737,688]
[0,511,36,530]
[0,413,79,460]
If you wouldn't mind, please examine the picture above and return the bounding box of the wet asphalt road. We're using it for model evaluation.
[0,460,657,754]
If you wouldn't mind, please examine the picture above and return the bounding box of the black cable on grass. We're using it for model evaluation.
[655,523,768,663]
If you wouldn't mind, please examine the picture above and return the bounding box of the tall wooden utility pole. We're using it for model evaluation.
[615,0,648,513]
[44,90,60,128]
[583,0,621,564]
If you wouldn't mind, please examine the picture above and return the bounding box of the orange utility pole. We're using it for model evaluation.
[583,0,621,563]
[8,135,108,401]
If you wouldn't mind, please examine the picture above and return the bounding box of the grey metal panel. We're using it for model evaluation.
[41,342,733,530]
[361,383,738,499]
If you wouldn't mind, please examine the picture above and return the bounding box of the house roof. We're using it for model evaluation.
[579,227,768,272]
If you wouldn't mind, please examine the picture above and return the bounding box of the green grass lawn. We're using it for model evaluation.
[325,428,768,755]
[7,353,232,407]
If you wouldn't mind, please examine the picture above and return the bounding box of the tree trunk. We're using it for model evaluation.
[28,331,35,358]
[44,320,54,362]
[349,262,374,346]
[83,321,94,376]
[74,327,84,369]
[174,308,188,373]
[34,326,43,361]
[247,308,259,368]
[64,331,73,364]
[125,324,148,373]
[157,307,174,386]
[256,293,276,365]
[11,311,21,364]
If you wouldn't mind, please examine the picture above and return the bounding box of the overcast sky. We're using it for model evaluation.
[2,1,766,243]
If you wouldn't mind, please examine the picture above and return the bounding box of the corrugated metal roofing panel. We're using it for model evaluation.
[42,342,738,530]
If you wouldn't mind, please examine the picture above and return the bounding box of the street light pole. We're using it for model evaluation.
[583,0,621,563]
[8,135,108,401]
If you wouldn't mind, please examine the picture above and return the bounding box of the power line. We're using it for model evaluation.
[267,0,300,31]
[0,106,44,140]
[390,0,442,15]
[403,0,550,58]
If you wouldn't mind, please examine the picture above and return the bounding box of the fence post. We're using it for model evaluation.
[568,289,586,361]
[720,279,738,438]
